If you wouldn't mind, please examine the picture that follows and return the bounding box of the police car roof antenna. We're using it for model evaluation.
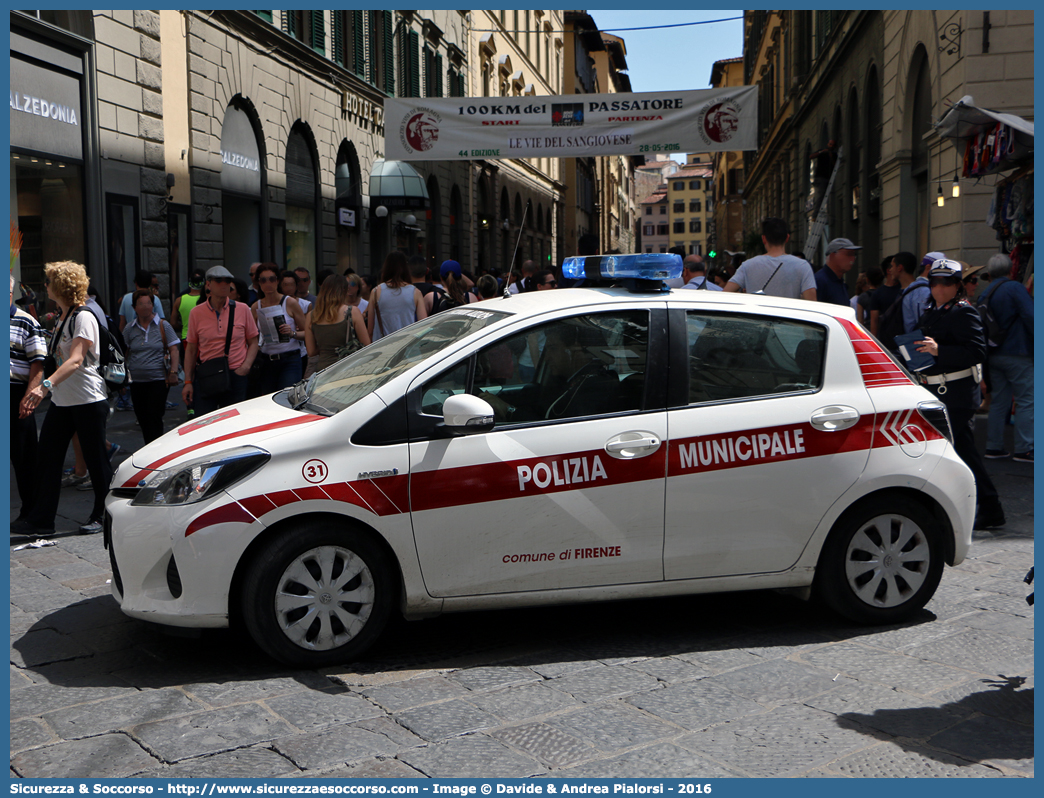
[502,201,531,299]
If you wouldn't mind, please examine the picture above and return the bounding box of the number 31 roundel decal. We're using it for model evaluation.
[302,459,329,484]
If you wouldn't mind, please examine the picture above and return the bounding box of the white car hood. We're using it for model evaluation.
[128,395,324,472]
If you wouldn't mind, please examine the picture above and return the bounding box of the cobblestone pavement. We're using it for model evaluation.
[10,404,1034,778]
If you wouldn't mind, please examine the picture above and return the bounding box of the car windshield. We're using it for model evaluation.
[298,307,510,415]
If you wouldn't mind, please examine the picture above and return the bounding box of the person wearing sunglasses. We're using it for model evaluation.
[913,258,1004,530]
[250,263,308,394]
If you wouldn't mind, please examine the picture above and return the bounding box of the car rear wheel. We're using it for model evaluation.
[240,524,394,667]
[815,498,944,624]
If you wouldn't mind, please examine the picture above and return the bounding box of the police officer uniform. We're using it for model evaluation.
[916,261,1004,528]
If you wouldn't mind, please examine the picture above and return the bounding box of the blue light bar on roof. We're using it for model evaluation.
[561,252,683,282]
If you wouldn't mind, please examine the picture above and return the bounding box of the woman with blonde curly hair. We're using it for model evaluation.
[13,261,112,537]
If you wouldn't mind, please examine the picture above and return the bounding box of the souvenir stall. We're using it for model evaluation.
[936,96,1034,286]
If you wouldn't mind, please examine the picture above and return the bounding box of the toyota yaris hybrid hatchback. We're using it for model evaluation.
[105,254,975,666]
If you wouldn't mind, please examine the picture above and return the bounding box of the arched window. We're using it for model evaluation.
[335,141,362,274]
[909,46,932,257]
[426,175,442,266]
[285,123,320,281]
[220,96,266,278]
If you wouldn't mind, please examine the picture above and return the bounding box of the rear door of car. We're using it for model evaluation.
[663,305,875,579]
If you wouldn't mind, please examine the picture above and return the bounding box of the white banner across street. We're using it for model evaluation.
[384,86,758,161]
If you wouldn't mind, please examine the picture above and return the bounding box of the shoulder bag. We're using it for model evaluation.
[335,307,362,360]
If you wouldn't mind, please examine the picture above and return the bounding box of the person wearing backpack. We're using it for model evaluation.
[428,260,475,314]
[912,258,1005,529]
[12,261,113,538]
[979,253,1034,463]
[875,251,925,351]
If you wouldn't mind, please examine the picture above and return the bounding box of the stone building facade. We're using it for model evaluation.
[709,57,746,268]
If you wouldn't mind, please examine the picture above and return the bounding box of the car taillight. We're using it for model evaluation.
[918,400,953,443]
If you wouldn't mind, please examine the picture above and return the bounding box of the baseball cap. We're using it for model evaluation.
[440,259,462,280]
[206,265,234,280]
[928,258,963,279]
[921,251,946,267]
[825,238,862,255]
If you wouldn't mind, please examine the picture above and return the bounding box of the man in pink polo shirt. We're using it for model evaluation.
[182,265,259,416]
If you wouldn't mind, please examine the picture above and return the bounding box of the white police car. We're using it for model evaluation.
[105,254,975,666]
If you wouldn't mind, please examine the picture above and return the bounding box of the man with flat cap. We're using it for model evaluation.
[816,238,862,306]
[182,265,259,416]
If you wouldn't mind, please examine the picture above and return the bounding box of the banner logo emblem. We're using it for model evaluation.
[702,101,741,144]
[402,110,441,154]
[551,103,584,127]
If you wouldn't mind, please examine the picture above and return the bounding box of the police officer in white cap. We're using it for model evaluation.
[914,258,1004,529]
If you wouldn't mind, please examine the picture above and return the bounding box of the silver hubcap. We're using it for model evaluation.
[845,514,931,608]
[274,545,375,651]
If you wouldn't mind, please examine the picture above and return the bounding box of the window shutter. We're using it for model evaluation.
[352,11,364,76]
[255,11,273,23]
[310,11,325,55]
[409,30,420,98]
[282,10,296,38]
[332,12,343,66]
[382,10,395,95]
[435,53,443,98]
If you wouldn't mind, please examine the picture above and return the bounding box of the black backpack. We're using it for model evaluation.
[876,284,924,352]
[71,307,128,392]
[976,280,1014,349]
[432,287,465,314]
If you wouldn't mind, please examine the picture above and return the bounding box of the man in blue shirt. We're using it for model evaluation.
[979,253,1034,462]
[815,238,862,306]
[679,255,723,291]
[902,251,945,333]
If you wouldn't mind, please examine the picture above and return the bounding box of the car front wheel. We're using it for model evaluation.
[815,498,944,624]
[240,524,394,667]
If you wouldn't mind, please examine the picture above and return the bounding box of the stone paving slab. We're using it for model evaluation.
[951,609,1034,638]
[805,680,970,739]
[131,702,297,761]
[929,676,1034,726]
[10,717,56,753]
[304,758,426,778]
[548,663,663,703]
[271,722,416,770]
[43,687,204,740]
[10,682,138,720]
[701,659,848,707]
[134,746,300,778]
[903,628,1035,676]
[623,656,711,684]
[11,732,159,778]
[556,742,745,778]
[547,702,680,752]
[465,682,583,723]
[264,689,382,731]
[397,735,544,778]
[926,714,1034,775]
[490,722,595,768]
[796,641,975,696]
[446,665,542,692]
[677,703,886,777]
[360,674,470,712]
[10,628,92,668]
[394,698,502,741]
[824,741,1005,778]
[625,679,765,731]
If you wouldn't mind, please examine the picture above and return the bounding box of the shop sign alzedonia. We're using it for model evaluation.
[384,86,757,161]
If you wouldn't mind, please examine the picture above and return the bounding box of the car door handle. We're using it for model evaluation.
[810,406,860,432]
[605,432,661,458]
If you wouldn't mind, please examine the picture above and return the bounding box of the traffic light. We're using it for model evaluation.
[708,248,717,259]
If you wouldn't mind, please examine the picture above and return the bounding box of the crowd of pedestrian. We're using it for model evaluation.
[11,236,1030,538]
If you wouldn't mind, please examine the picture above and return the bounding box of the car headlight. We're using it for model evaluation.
[131,446,270,506]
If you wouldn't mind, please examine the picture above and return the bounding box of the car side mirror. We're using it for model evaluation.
[435,394,496,437]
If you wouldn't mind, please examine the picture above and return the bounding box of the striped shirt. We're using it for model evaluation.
[10,306,47,384]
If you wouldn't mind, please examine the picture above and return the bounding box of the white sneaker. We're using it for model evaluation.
[78,520,103,535]
[61,473,89,488]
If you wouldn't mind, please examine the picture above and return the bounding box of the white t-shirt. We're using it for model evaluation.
[51,308,108,406]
